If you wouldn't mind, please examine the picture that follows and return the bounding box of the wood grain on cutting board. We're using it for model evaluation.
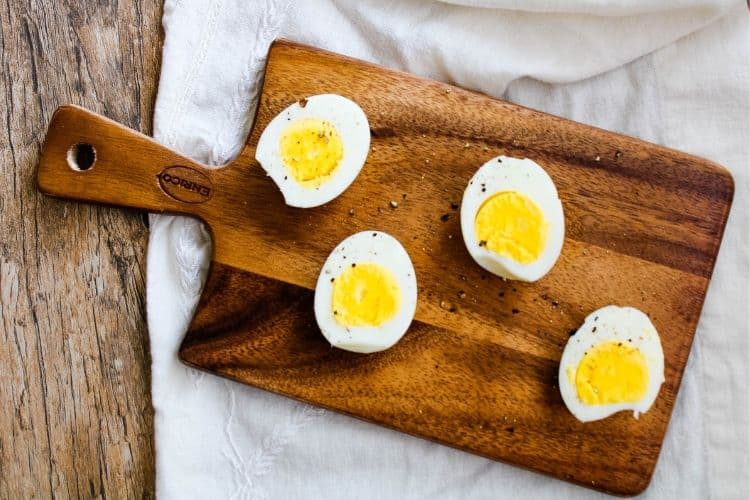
[36,40,733,495]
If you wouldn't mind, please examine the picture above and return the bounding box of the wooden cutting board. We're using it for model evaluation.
[37,40,733,496]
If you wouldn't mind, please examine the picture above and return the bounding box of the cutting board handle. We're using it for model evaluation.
[37,105,217,219]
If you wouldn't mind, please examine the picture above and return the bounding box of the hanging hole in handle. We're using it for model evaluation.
[67,143,96,171]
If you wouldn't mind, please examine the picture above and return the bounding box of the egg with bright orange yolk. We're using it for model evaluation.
[559,305,665,423]
[255,94,370,208]
[314,231,418,354]
[460,156,564,282]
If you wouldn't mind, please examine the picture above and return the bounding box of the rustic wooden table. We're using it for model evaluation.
[1,1,162,497]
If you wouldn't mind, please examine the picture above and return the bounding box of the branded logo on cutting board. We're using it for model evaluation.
[157,166,213,203]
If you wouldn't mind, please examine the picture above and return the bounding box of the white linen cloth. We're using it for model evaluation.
[147,1,749,498]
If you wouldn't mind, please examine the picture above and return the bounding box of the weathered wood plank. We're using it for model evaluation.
[0,1,161,497]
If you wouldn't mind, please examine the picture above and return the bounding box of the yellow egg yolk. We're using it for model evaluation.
[331,263,401,327]
[279,118,343,188]
[573,340,649,405]
[474,191,549,264]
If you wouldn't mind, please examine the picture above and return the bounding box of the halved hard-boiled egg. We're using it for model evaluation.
[559,305,665,423]
[314,231,418,353]
[255,94,370,208]
[460,156,564,282]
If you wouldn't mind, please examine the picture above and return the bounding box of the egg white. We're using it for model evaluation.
[559,305,665,423]
[313,231,418,354]
[460,156,564,282]
[255,94,370,208]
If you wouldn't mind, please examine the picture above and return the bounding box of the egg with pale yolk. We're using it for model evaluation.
[255,94,370,208]
[314,231,417,354]
[460,156,564,282]
[559,305,665,423]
